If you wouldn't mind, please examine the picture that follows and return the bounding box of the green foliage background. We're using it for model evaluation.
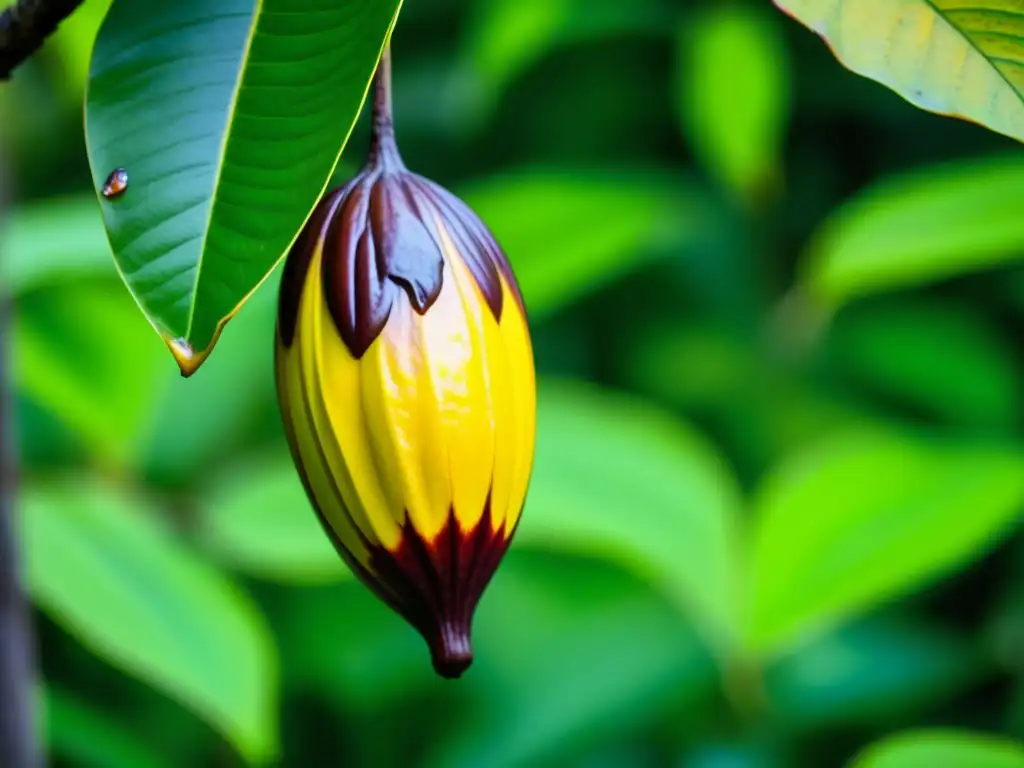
[4,0,1024,766]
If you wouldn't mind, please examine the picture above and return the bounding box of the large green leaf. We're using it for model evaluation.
[516,379,745,652]
[197,454,346,584]
[22,480,278,763]
[773,0,1024,142]
[84,0,401,374]
[851,730,1024,768]
[749,429,1024,653]
[461,171,717,321]
[677,5,790,202]
[801,155,1024,304]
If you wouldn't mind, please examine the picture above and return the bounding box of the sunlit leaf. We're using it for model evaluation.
[750,429,1024,653]
[22,480,278,763]
[45,686,173,768]
[462,170,716,320]
[774,0,1024,142]
[677,5,790,202]
[12,278,167,464]
[517,379,745,651]
[197,454,346,584]
[829,300,1018,431]
[85,0,401,373]
[427,552,717,768]
[765,616,983,730]
[802,154,1024,304]
[851,730,1024,768]
[0,196,113,294]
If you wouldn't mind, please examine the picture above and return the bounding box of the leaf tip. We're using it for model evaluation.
[165,335,214,378]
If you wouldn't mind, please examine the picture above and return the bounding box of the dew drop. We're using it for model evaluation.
[101,168,128,199]
[169,337,193,359]
[168,338,195,378]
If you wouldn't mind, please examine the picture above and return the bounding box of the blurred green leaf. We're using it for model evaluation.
[462,170,715,321]
[428,552,717,768]
[850,730,1024,768]
[22,480,278,763]
[829,300,1018,431]
[677,5,790,202]
[45,686,173,768]
[84,0,400,372]
[456,0,672,130]
[764,616,983,730]
[138,283,278,486]
[517,379,745,651]
[13,278,168,465]
[750,429,1024,653]
[197,454,346,584]
[773,0,1024,144]
[1,195,113,294]
[802,155,1024,304]
[50,0,113,102]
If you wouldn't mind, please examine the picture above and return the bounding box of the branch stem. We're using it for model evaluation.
[0,0,86,80]
[368,45,403,169]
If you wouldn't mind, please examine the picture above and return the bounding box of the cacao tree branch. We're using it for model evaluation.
[0,141,40,767]
[0,0,85,80]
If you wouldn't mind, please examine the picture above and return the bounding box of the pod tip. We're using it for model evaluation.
[431,621,473,679]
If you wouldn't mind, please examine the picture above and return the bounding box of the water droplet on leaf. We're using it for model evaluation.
[101,168,128,199]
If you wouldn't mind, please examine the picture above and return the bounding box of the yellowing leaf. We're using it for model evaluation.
[774,0,1024,142]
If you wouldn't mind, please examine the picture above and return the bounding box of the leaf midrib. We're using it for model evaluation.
[184,0,264,339]
[921,0,1024,103]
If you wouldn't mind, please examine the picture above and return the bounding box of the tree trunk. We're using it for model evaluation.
[0,136,40,768]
